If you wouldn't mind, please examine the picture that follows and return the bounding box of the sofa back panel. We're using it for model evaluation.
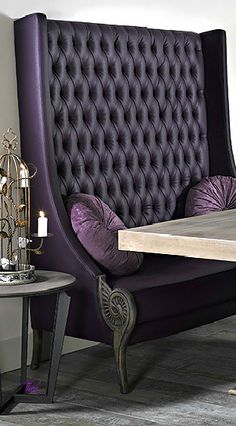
[201,30,236,178]
[47,20,209,227]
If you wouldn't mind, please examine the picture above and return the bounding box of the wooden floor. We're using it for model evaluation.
[2,316,236,425]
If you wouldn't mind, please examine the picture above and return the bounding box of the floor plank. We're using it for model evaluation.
[1,316,236,425]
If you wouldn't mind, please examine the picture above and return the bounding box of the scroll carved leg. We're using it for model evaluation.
[98,275,137,394]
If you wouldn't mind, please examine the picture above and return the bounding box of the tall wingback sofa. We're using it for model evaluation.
[14,13,236,393]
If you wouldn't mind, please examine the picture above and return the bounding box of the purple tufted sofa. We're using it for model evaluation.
[14,13,236,393]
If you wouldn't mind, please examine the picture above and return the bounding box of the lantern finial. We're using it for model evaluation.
[1,128,18,151]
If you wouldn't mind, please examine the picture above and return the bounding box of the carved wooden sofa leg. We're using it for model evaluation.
[98,275,137,394]
[31,329,43,370]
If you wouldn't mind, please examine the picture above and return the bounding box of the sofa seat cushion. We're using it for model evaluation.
[110,254,236,323]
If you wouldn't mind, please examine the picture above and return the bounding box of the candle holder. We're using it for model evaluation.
[31,233,53,255]
[0,129,40,285]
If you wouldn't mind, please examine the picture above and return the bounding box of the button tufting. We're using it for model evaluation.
[146,66,152,76]
[175,88,181,98]
[97,113,103,125]
[151,43,157,54]
[108,63,116,77]
[87,38,94,51]
[192,109,198,120]
[83,112,89,124]
[136,111,142,122]
[129,88,135,99]
[110,111,116,122]
[115,88,122,100]
[163,42,169,54]
[159,110,165,120]
[184,43,189,52]
[57,37,63,48]
[122,65,127,76]
[130,135,135,144]
[153,87,159,98]
[141,88,148,100]
[199,132,206,141]
[124,111,130,123]
[114,39,120,52]
[134,66,140,78]
[139,41,144,52]
[170,66,176,78]
[157,66,162,77]
[127,40,133,53]
[173,42,179,54]
[188,131,193,141]
[48,21,208,227]
[100,39,107,51]
[172,111,177,121]
[197,88,204,98]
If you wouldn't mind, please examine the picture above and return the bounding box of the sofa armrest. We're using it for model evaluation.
[14,13,101,279]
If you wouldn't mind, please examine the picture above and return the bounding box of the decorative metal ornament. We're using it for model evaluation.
[98,275,137,394]
[0,129,38,284]
[0,168,7,194]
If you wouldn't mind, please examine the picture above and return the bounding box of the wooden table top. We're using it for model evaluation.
[118,209,236,262]
[0,270,76,297]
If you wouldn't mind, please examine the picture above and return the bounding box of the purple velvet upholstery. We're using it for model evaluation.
[67,193,143,275]
[110,254,236,323]
[30,262,236,345]
[185,175,236,216]
[47,20,209,227]
[14,14,236,349]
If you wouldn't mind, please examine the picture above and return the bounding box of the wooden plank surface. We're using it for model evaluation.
[5,315,236,425]
[118,209,236,261]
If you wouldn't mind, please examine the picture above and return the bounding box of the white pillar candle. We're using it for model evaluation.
[37,211,48,237]
[20,163,29,188]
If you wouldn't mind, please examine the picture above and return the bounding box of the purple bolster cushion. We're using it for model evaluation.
[185,175,236,217]
[67,193,143,276]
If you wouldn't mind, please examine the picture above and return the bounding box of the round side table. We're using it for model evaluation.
[0,270,76,414]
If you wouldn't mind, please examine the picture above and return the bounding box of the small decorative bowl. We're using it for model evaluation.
[0,264,35,285]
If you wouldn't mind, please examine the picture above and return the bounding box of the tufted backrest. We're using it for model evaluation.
[48,21,209,227]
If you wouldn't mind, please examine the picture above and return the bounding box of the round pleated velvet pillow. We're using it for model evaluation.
[185,175,236,217]
[67,193,143,276]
